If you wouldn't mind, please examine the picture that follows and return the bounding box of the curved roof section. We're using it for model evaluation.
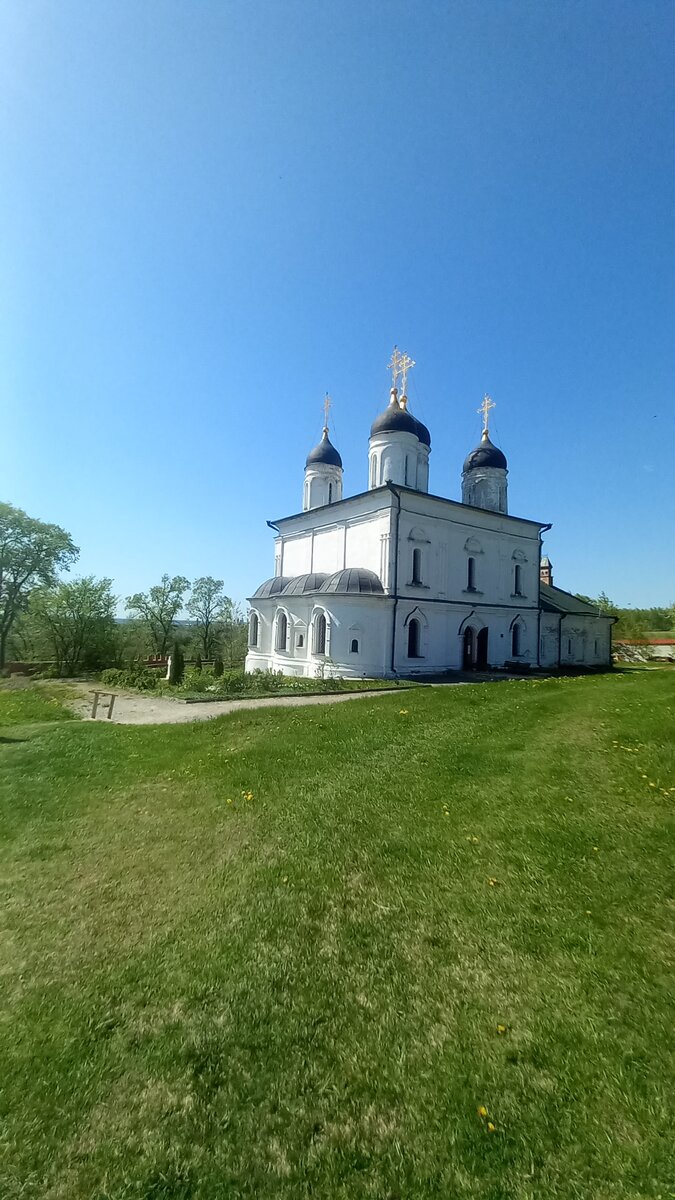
[414,416,431,447]
[463,431,507,472]
[319,568,385,595]
[251,576,293,599]
[370,396,420,440]
[305,430,342,469]
[281,573,329,596]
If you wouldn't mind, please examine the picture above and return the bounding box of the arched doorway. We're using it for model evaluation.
[476,627,488,669]
[462,627,475,670]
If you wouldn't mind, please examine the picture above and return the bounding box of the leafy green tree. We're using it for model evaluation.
[0,502,78,668]
[126,575,190,655]
[30,577,117,676]
[187,577,231,659]
[220,603,248,668]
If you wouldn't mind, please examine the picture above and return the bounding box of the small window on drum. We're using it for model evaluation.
[350,638,359,654]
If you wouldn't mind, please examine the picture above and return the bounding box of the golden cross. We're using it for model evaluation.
[323,392,332,431]
[387,346,403,390]
[477,393,495,434]
[399,351,415,394]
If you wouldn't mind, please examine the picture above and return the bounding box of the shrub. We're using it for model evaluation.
[194,654,202,673]
[168,642,184,686]
[100,665,159,691]
[213,656,224,678]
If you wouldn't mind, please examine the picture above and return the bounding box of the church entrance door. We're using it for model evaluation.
[476,627,488,670]
[462,628,475,670]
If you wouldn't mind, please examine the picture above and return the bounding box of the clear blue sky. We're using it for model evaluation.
[3,0,674,609]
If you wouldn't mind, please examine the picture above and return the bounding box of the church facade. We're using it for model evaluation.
[246,351,613,678]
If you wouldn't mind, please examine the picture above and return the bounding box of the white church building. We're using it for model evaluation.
[246,350,613,679]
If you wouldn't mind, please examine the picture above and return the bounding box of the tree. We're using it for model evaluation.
[126,575,190,655]
[220,602,248,668]
[187,577,231,659]
[0,503,78,669]
[30,577,117,675]
[168,639,185,685]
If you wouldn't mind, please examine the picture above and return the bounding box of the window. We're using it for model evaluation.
[350,638,359,654]
[467,557,476,590]
[249,612,259,648]
[313,612,327,655]
[514,564,522,595]
[567,638,572,656]
[412,547,422,584]
[408,618,421,658]
[276,612,288,651]
[594,639,598,655]
[511,623,521,656]
[328,482,333,503]
[297,634,304,649]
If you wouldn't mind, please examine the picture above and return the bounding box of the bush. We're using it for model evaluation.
[213,656,224,678]
[100,665,160,691]
[194,654,202,673]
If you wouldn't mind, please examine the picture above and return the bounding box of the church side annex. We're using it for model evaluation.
[246,349,613,678]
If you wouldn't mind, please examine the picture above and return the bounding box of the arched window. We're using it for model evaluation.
[370,455,377,488]
[514,564,522,595]
[249,611,259,648]
[313,612,327,655]
[511,623,521,657]
[467,557,476,590]
[412,547,422,584]
[276,612,288,651]
[408,618,421,658]
[350,638,359,654]
[328,482,333,503]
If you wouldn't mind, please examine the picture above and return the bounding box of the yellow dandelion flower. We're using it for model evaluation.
[496,1024,506,1035]
[488,877,498,887]
[487,1121,496,1133]
[399,709,409,715]
[226,798,233,805]
[282,876,288,883]
[477,1105,488,1118]
[592,846,598,852]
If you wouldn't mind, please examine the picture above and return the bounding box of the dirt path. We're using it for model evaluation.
[72,686,408,726]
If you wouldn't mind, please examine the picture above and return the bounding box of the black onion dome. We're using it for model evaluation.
[370,396,420,439]
[319,568,384,595]
[252,576,293,599]
[413,417,431,448]
[305,430,342,469]
[463,432,507,472]
[281,573,329,596]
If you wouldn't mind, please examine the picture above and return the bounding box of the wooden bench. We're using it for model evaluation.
[90,690,117,720]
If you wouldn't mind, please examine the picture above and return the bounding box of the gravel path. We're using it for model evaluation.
[75,687,407,726]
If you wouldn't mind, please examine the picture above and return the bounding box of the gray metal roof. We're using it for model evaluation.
[251,576,293,599]
[281,573,329,595]
[539,583,604,615]
[318,568,385,595]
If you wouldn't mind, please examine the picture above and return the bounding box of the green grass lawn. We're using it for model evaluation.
[0,672,672,1199]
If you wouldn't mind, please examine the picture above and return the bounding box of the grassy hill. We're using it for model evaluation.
[0,672,672,1199]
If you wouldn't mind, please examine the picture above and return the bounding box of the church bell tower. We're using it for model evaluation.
[303,395,343,511]
[462,394,508,514]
